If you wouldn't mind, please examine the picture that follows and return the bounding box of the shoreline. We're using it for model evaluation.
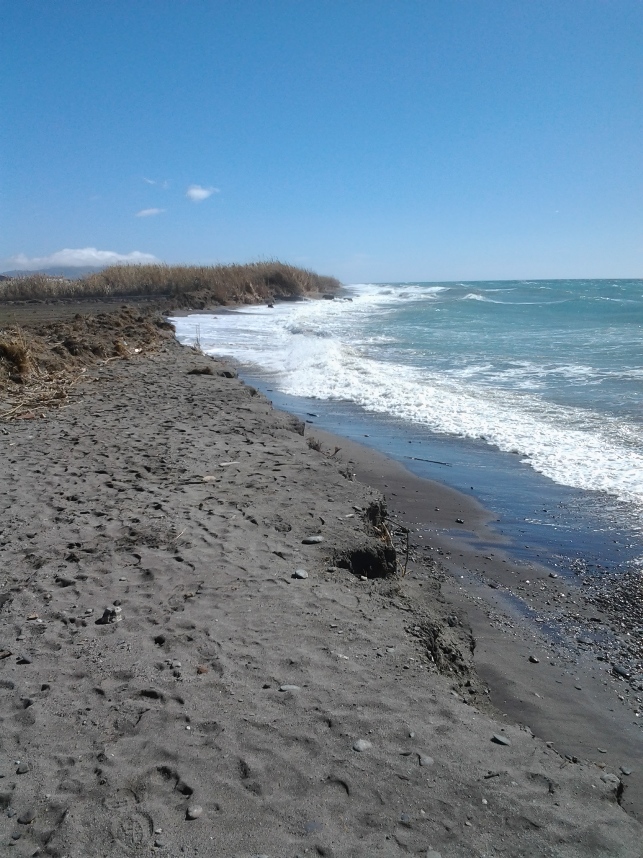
[0,300,641,854]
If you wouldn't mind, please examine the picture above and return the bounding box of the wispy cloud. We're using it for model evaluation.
[9,248,159,270]
[136,208,165,218]
[186,184,219,202]
[143,177,170,189]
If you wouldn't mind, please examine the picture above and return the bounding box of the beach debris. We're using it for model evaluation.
[186,804,203,820]
[491,734,511,746]
[352,739,372,752]
[95,605,122,625]
[292,568,308,579]
[302,535,324,544]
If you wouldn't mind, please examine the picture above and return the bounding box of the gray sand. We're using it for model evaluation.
[0,338,641,857]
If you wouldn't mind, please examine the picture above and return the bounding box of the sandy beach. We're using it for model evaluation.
[0,303,641,856]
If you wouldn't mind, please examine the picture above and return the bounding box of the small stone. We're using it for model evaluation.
[419,755,434,767]
[549,572,558,578]
[620,767,632,776]
[186,805,202,820]
[279,684,300,692]
[304,820,324,834]
[96,606,122,625]
[352,739,372,752]
[426,852,442,858]
[16,763,30,774]
[292,569,308,579]
[528,656,539,664]
[597,748,607,754]
[600,773,621,788]
[16,656,31,665]
[455,518,464,524]
[491,734,511,746]
[17,808,35,824]
[154,839,166,848]
[613,664,631,680]
[302,535,324,544]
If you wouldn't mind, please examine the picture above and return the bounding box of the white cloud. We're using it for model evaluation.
[9,248,159,270]
[186,184,219,202]
[136,208,165,217]
[143,177,169,189]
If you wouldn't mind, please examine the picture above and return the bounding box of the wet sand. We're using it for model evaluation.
[0,305,641,856]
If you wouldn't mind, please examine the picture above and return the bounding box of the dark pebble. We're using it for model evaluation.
[16,657,31,665]
[18,808,36,824]
[528,656,539,664]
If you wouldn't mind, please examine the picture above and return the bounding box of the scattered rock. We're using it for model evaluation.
[278,684,300,693]
[528,655,539,664]
[16,656,31,665]
[612,664,631,680]
[600,773,621,789]
[17,809,35,824]
[186,804,203,820]
[620,766,632,776]
[96,606,122,625]
[16,762,30,774]
[419,755,434,767]
[491,734,511,746]
[292,569,308,579]
[352,739,372,752]
[455,518,464,524]
[302,535,324,544]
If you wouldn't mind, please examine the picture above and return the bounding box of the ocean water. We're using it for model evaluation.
[172,280,643,573]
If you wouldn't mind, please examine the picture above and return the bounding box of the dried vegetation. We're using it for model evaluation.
[0,261,340,306]
[0,308,175,421]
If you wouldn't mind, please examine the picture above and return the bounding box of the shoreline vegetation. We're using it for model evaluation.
[0,260,340,306]
[1,265,642,853]
[0,262,339,419]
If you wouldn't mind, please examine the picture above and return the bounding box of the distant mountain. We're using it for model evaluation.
[1,266,108,280]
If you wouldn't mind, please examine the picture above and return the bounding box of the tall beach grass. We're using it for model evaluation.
[0,261,341,305]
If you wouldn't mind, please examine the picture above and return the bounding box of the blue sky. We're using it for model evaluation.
[2,0,641,281]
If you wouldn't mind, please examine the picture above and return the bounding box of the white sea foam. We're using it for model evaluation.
[172,281,643,514]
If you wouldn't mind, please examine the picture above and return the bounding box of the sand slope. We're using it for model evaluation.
[0,338,641,857]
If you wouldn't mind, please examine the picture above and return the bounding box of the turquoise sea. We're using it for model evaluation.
[172,280,643,575]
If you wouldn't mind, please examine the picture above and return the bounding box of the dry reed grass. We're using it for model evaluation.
[0,308,175,421]
[0,262,340,304]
